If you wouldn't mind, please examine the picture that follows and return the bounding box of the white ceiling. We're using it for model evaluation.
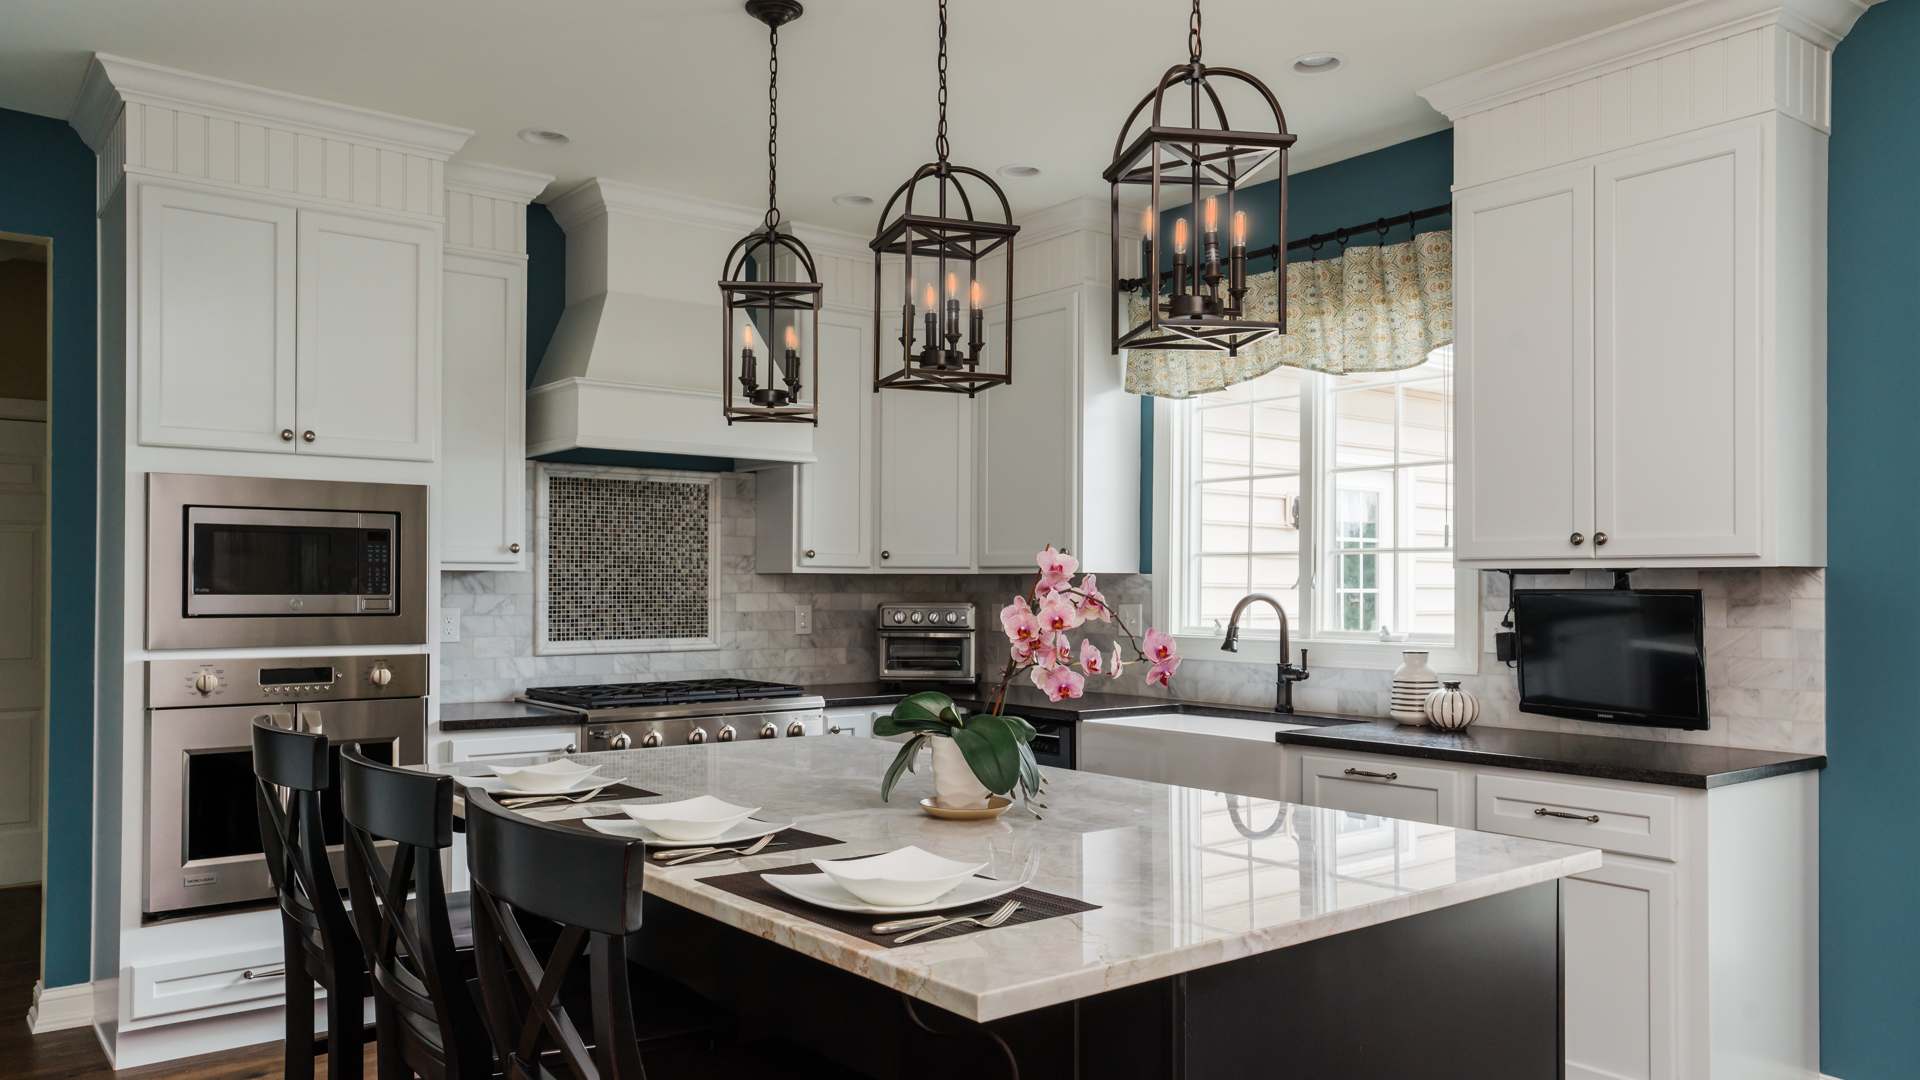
[1,0,1680,232]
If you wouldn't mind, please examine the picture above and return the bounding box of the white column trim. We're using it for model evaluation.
[26,978,96,1033]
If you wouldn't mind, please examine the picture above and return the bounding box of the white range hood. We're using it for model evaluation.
[527,178,815,464]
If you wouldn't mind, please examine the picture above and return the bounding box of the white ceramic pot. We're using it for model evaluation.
[1390,651,1440,725]
[1424,681,1481,731]
[930,735,993,809]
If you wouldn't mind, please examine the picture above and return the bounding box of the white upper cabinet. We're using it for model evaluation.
[977,290,1077,569]
[796,308,877,569]
[137,185,298,453]
[296,210,439,460]
[1426,7,1833,568]
[878,385,974,570]
[440,253,527,568]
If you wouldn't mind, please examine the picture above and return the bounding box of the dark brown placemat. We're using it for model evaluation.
[553,820,843,863]
[485,782,660,806]
[697,863,1099,948]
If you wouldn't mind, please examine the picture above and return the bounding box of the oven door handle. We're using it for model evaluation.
[877,630,977,640]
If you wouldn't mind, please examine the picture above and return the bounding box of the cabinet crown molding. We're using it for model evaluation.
[1418,0,1874,120]
[446,161,553,203]
[547,177,764,234]
[71,52,472,157]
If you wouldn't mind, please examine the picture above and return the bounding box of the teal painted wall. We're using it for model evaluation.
[1139,129,1455,571]
[1823,2,1920,1074]
[0,106,96,989]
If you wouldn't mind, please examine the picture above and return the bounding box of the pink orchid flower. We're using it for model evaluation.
[1035,545,1079,596]
[1074,574,1112,622]
[1000,597,1041,646]
[1036,593,1083,635]
[1010,637,1038,665]
[1145,654,1182,688]
[1078,638,1105,675]
[1143,627,1178,666]
[1108,642,1126,678]
[1031,662,1086,702]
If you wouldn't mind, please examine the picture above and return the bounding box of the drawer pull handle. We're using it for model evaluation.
[1534,807,1600,824]
[241,966,286,981]
[1343,768,1398,782]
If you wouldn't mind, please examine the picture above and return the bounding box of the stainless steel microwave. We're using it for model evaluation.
[146,473,428,648]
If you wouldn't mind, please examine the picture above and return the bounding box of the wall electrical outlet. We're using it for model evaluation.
[795,605,812,635]
[1118,603,1145,629]
[440,610,462,644]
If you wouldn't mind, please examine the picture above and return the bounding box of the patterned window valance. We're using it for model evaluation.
[1124,229,1453,398]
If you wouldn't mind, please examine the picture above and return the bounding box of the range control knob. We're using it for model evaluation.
[192,670,220,695]
[944,611,959,624]
[641,731,663,748]
[892,610,907,624]
[610,732,633,750]
[910,611,924,624]
[717,724,736,742]
[787,721,808,738]
[687,727,708,744]
[368,663,392,687]
[759,723,778,739]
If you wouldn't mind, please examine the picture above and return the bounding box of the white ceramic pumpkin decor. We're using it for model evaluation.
[1390,651,1440,725]
[1424,681,1481,731]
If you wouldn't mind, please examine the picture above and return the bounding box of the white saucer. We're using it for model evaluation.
[761,870,1026,916]
[468,775,630,798]
[585,816,793,848]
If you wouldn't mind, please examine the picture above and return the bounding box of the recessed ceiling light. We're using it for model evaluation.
[516,128,571,146]
[1292,53,1343,74]
[998,164,1042,178]
[833,193,874,207]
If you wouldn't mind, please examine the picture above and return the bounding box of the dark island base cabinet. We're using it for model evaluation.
[635,882,1563,1080]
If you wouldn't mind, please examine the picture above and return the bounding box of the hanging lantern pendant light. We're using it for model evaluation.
[1106,0,1295,356]
[719,0,822,425]
[871,0,1018,396]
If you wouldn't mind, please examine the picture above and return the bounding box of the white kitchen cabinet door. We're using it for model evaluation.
[798,308,876,569]
[1563,858,1678,1080]
[1593,123,1762,559]
[137,184,298,452]
[441,253,527,569]
[878,383,973,569]
[1452,166,1595,562]
[1296,751,1469,826]
[295,210,439,461]
[977,290,1077,569]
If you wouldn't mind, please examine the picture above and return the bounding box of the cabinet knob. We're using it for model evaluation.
[564,743,576,754]
[302,430,316,443]
[880,550,891,561]
[804,549,816,559]
[1569,531,1585,546]
[508,542,522,554]
[280,429,295,442]
[1594,531,1608,547]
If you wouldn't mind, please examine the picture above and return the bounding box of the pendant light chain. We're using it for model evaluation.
[1188,0,1202,64]
[935,0,950,163]
[766,21,781,229]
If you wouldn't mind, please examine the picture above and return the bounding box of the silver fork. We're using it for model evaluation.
[499,783,615,808]
[891,900,1022,944]
[653,833,776,865]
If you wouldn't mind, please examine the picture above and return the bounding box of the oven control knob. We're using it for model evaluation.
[892,611,907,625]
[910,611,924,624]
[368,663,392,687]
[759,723,778,739]
[787,721,808,738]
[610,732,633,750]
[717,725,736,742]
[192,670,219,695]
[641,731,663,748]
[688,727,708,744]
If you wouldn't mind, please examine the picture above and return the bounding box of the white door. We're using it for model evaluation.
[797,308,875,569]
[977,290,1077,569]
[878,380,974,570]
[1452,166,1595,562]
[441,253,527,568]
[0,419,45,884]
[137,184,298,452]
[1593,123,1762,559]
[296,210,439,461]
[1563,859,1678,1080]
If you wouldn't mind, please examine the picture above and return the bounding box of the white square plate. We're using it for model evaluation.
[762,870,1024,916]
[618,796,761,841]
[812,845,987,907]
[585,817,792,848]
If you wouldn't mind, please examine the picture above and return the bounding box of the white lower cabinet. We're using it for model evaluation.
[1295,750,1469,826]
[1562,857,1678,1080]
[822,706,883,739]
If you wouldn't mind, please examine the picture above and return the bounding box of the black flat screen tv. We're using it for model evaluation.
[1513,589,1709,730]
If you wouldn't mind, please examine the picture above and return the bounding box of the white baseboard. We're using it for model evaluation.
[26,978,96,1033]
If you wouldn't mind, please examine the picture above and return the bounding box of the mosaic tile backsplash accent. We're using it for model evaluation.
[544,472,711,644]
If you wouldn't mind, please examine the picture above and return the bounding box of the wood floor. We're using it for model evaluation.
[1,885,375,1078]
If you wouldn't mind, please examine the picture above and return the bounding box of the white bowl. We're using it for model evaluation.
[488,759,604,794]
[618,796,761,841]
[812,846,987,907]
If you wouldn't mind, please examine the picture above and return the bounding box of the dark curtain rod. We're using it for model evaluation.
[1263,201,1453,261]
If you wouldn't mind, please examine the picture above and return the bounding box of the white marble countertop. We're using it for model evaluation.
[427,738,1600,1022]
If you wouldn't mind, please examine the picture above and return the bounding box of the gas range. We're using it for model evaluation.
[519,678,827,752]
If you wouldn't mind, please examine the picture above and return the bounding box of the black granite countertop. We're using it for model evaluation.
[439,700,577,732]
[1271,720,1825,789]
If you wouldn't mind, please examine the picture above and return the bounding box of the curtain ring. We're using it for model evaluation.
[1375,217,1390,239]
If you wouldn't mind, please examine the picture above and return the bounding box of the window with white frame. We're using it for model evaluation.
[1165,345,1471,668]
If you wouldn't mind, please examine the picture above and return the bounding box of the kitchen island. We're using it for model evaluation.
[432,736,1600,1078]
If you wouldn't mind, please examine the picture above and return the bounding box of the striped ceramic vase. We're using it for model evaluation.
[1424,681,1481,731]
[1389,651,1440,725]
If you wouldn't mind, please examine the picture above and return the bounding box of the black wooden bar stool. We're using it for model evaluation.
[251,716,369,1080]
[340,747,491,1079]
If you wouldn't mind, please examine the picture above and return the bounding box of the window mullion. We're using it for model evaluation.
[1301,372,1320,643]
